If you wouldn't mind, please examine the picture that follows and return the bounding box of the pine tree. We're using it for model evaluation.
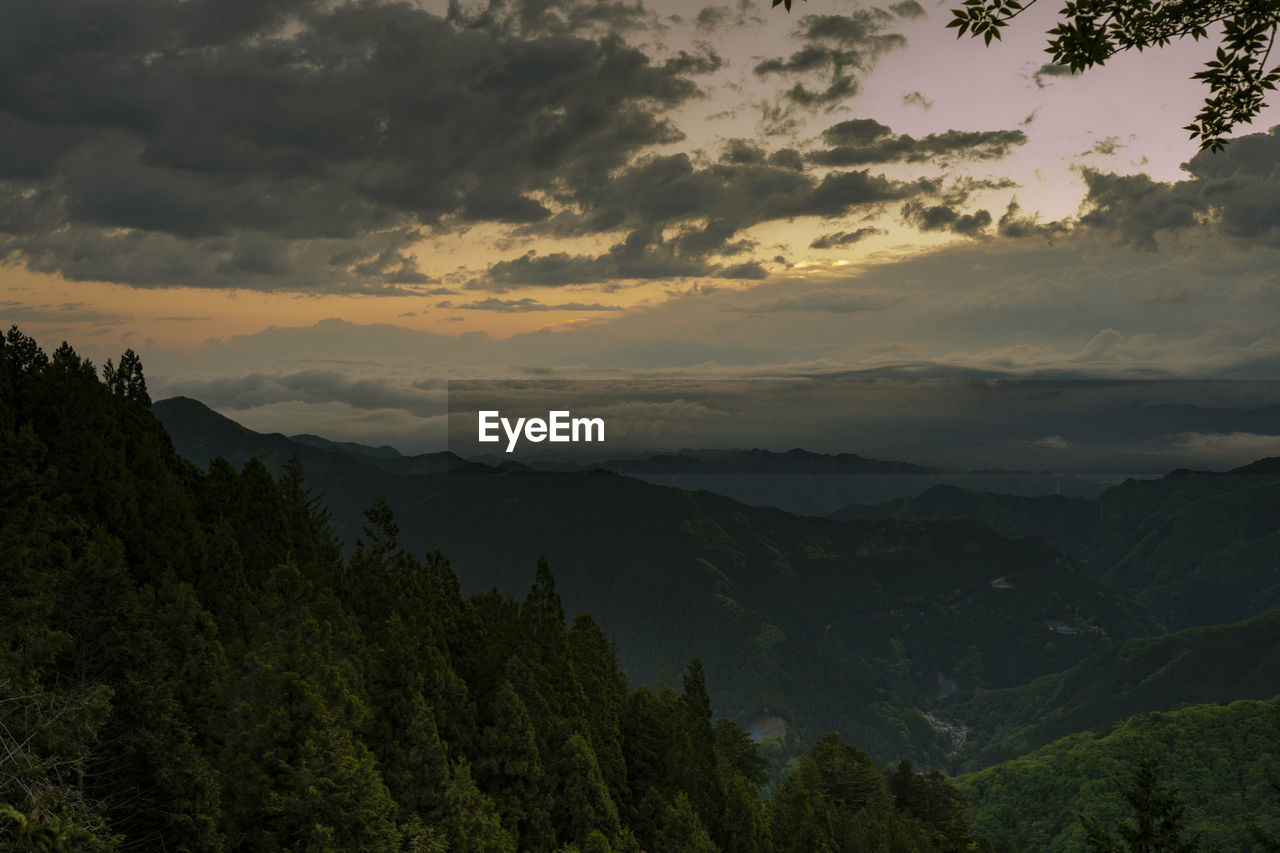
[475,680,552,848]
[553,734,622,847]
[569,614,630,808]
[722,775,773,853]
[675,656,725,842]
[654,792,718,853]
[219,563,400,851]
[1078,744,1213,853]
[442,760,517,853]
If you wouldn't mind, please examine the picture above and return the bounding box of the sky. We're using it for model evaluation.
[3,0,1280,457]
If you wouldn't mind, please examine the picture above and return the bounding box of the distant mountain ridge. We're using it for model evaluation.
[290,432,403,459]
[154,396,475,476]
[150,394,1148,767]
[526,447,940,475]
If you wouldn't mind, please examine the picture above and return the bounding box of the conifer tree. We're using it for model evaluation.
[554,733,622,847]
[676,655,726,842]
[1078,744,1212,852]
[569,614,630,807]
[655,792,718,853]
[439,760,517,853]
[220,563,399,851]
[476,680,552,848]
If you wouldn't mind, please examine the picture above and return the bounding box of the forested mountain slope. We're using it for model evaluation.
[941,606,1280,771]
[957,696,1280,851]
[836,466,1280,630]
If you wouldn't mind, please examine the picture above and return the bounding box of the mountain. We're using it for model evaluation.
[290,432,403,459]
[514,449,1107,516]
[957,695,1280,851]
[152,395,1150,766]
[155,396,470,477]
[940,606,1280,771]
[1088,471,1280,628]
[834,466,1280,630]
[530,447,940,475]
[832,485,1102,556]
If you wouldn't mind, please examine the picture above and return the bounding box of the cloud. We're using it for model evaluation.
[128,209,1280,454]
[165,369,446,418]
[717,261,769,279]
[809,119,1027,166]
[1135,290,1198,307]
[809,227,882,248]
[996,200,1069,239]
[1078,126,1280,248]
[484,238,714,289]
[901,201,992,236]
[693,2,760,30]
[448,298,624,312]
[477,146,931,287]
[900,91,933,110]
[1033,63,1077,88]
[0,0,711,293]
[1166,431,1280,464]
[754,9,910,106]
[0,301,131,324]
[1083,136,1125,156]
[736,290,898,313]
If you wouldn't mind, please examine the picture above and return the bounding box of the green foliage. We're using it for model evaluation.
[960,697,1280,850]
[945,0,1280,150]
[0,805,73,852]
[1077,744,1212,852]
[1243,769,1280,852]
[655,792,718,853]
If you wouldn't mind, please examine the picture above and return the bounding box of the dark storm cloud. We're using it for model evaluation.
[754,10,908,106]
[902,201,992,236]
[1079,127,1280,248]
[810,119,1027,165]
[0,0,709,293]
[809,227,882,248]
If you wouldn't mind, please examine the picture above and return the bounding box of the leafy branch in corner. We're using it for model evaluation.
[946,0,1280,150]
[771,0,1280,150]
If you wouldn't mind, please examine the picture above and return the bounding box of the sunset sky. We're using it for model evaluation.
[3,0,1280,452]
